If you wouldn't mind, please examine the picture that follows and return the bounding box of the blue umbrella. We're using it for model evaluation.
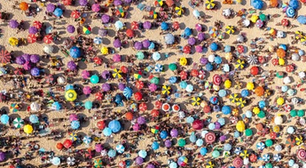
[152,52,161,61]
[115,21,124,30]
[289,0,299,9]
[262,154,270,161]
[116,144,125,153]
[258,100,266,108]
[186,116,194,123]
[196,139,203,146]
[160,131,168,139]
[274,154,281,161]
[297,15,306,24]
[53,8,63,17]
[186,84,193,92]
[0,114,9,124]
[169,76,177,84]
[252,0,264,9]
[210,42,218,51]
[245,110,253,118]
[152,141,159,150]
[108,120,121,133]
[234,147,242,154]
[286,7,295,18]
[51,157,61,166]
[114,94,123,104]
[103,127,112,136]
[180,81,187,89]
[184,28,192,37]
[123,87,132,99]
[218,118,225,126]
[241,89,249,97]
[208,123,215,130]
[164,34,175,45]
[71,120,80,129]
[65,84,74,91]
[200,147,207,155]
[149,42,155,50]
[224,45,231,52]
[205,63,213,71]
[83,136,92,144]
[161,22,169,30]
[94,37,103,44]
[218,89,227,97]
[155,64,163,72]
[214,56,222,64]
[169,162,178,168]
[84,101,93,109]
[210,96,218,105]
[222,105,231,115]
[223,143,232,151]
[108,149,116,158]
[29,114,39,124]
[52,102,62,111]
[138,150,147,158]
[70,46,81,59]
[257,142,265,150]
[189,132,196,143]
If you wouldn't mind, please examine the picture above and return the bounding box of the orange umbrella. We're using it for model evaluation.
[125,112,133,120]
[126,29,134,38]
[270,0,278,7]
[190,69,199,77]
[56,143,64,150]
[276,48,286,58]
[19,2,29,11]
[166,0,174,6]
[255,86,265,96]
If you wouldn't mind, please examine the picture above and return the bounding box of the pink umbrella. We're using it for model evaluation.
[81,70,90,79]
[195,45,203,53]
[149,83,157,92]
[83,86,91,95]
[95,144,103,152]
[23,62,32,70]
[133,123,140,131]
[113,54,121,62]
[195,23,202,32]
[91,3,100,12]
[69,114,78,121]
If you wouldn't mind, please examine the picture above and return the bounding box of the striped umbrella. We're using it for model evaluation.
[262,154,270,161]
[273,154,281,161]
[116,144,125,153]
[69,133,77,141]
[256,142,265,150]
[155,64,163,72]
[13,117,24,128]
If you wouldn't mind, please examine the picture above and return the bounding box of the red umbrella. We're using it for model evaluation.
[151,109,159,117]
[121,66,128,73]
[272,58,279,66]
[270,132,276,139]
[134,92,142,101]
[203,105,211,113]
[233,157,243,168]
[166,0,174,6]
[0,49,11,64]
[125,112,133,120]
[131,21,139,30]
[258,56,265,64]
[62,0,72,5]
[95,92,103,101]
[126,29,134,38]
[33,21,42,29]
[155,101,162,109]
[71,10,81,19]
[237,45,244,53]
[250,66,259,75]
[212,74,221,86]
[180,71,188,80]
[27,34,37,43]
[14,68,24,75]
[118,160,126,168]
[56,143,64,150]
[183,45,191,54]
[205,132,216,144]
[286,64,294,72]
[192,120,203,130]
[249,154,257,162]
[139,102,147,111]
[281,18,289,27]
[93,57,102,65]
[135,80,144,89]
[63,139,73,148]
[172,21,180,30]
[190,69,199,77]
[297,149,306,160]
[97,120,105,130]
[43,35,53,44]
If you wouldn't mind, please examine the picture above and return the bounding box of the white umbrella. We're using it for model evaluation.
[236,35,244,43]
[247,55,258,65]
[178,111,185,118]
[274,115,283,125]
[243,19,250,27]
[115,21,124,30]
[208,55,215,62]
[30,102,40,112]
[67,157,75,166]
[152,52,161,61]
[299,71,305,78]
[186,84,193,92]
[275,144,282,152]
[101,149,107,156]
[287,126,295,134]
[43,45,54,54]
[222,9,231,17]
[277,31,284,38]
[243,158,249,165]
[57,76,66,84]
[283,76,292,84]
[292,53,300,61]
[291,97,299,104]
[193,9,200,18]
[51,157,61,166]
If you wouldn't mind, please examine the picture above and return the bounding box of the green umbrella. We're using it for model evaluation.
[245,128,253,136]
[90,74,99,84]
[169,63,177,71]
[257,110,266,118]
[212,150,220,158]
[13,117,24,128]
[178,138,186,147]
[290,110,297,117]
[150,77,159,84]
[298,110,305,117]
[259,13,267,21]
[265,139,273,147]
[265,163,273,168]
[85,101,93,109]
[136,51,145,60]
[276,72,284,78]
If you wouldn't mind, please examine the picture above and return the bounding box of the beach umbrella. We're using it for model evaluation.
[177,156,188,166]
[297,149,306,160]
[256,142,265,150]
[13,118,24,128]
[191,97,201,106]
[29,114,39,124]
[148,83,157,92]
[162,103,170,111]
[134,41,143,50]
[135,80,144,90]
[115,20,124,30]
[91,3,100,12]
[89,74,99,84]
[62,0,72,5]
[164,34,175,45]
[83,86,91,95]
[135,156,143,165]
[205,0,216,9]
[225,26,235,34]
[0,49,11,64]
[134,92,142,101]
[69,46,81,59]
[8,37,18,46]
[247,55,258,65]
[23,124,33,134]
[297,15,306,24]
[29,26,38,34]
[101,14,110,24]
[71,120,80,129]
[289,0,299,9]
[103,127,112,136]
[162,85,171,95]
[115,144,125,154]
[65,89,77,101]
[252,0,264,9]
[210,96,218,105]
[46,3,55,12]
[233,157,243,168]
[138,150,147,158]
[131,21,139,30]
[83,26,91,35]
[69,114,78,122]
[51,157,61,166]
[30,54,40,64]
[150,77,159,84]
[142,39,151,48]
[53,8,63,17]
[108,120,121,133]
[67,61,77,71]
[235,59,245,69]
[63,139,72,149]
[169,76,177,84]
[71,10,81,19]
[43,45,54,54]
[69,133,77,141]
[262,154,270,162]
[205,132,216,144]
[155,64,163,72]
[97,121,105,130]
[112,68,122,78]
[94,159,102,168]
[286,136,296,148]
[123,87,132,99]
[161,22,169,31]
[83,136,92,145]
[9,20,19,29]
[84,101,93,110]
[67,157,75,166]
[186,84,194,92]
[177,138,186,147]
[286,7,295,18]
[30,67,40,77]
[152,141,160,150]
[19,2,29,11]
[274,154,281,161]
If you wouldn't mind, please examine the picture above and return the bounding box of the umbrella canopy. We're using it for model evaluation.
[0,49,11,64]
[65,89,77,101]
[205,0,216,9]
[53,8,63,17]
[13,117,24,128]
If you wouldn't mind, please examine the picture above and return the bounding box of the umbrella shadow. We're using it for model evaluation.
[107,29,116,37]
[78,61,87,70]
[92,26,100,35]
[102,38,111,45]
[179,22,186,30]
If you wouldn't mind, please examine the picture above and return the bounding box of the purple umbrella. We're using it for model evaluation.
[142,39,151,48]
[23,62,32,70]
[134,41,143,50]
[29,26,38,34]
[102,83,111,92]
[101,14,110,24]
[137,116,146,125]
[143,21,151,29]
[92,3,100,12]
[0,151,5,162]
[67,25,75,33]
[31,67,40,77]
[98,28,108,37]
[79,0,88,6]
[101,70,110,79]
[114,0,122,6]
[125,0,132,3]
[165,139,172,148]
[195,45,203,53]
[198,33,205,41]
[83,86,91,95]
[9,20,19,29]
[67,61,77,70]
[200,57,208,65]
[16,56,26,65]
[213,105,220,112]
[95,144,103,152]
[46,3,55,12]
[133,123,140,131]
[118,83,126,91]
[188,37,196,45]
[22,54,31,62]
[219,135,227,142]
[30,54,40,64]
[113,54,121,62]
[147,164,155,168]
[195,23,202,32]
[215,121,221,130]
[135,157,144,165]
[81,70,90,79]
[148,83,157,92]
[170,129,178,137]
[113,39,122,48]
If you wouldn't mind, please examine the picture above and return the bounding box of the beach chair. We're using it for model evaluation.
[137,3,146,11]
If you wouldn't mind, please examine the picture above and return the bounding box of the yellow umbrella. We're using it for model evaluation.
[236,120,245,132]
[82,26,91,34]
[65,89,77,102]
[224,79,231,89]
[24,124,33,134]
[225,26,235,34]
[191,97,201,106]
[236,98,246,108]
[206,161,214,168]
[239,150,249,158]
[205,0,216,9]
[101,47,108,55]
[180,57,187,66]
[235,59,245,69]
[273,125,280,133]
[279,58,285,66]
[301,36,306,42]
[277,97,284,105]
[229,93,239,103]
[252,107,260,114]
[9,37,19,46]
[246,82,254,90]
[175,6,184,16]
[250,15,258,23]
[112,69,122,78]
[296,135,303,145]
[162,85,171,95]
[225,52,233,61]
[295,31,303,40]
